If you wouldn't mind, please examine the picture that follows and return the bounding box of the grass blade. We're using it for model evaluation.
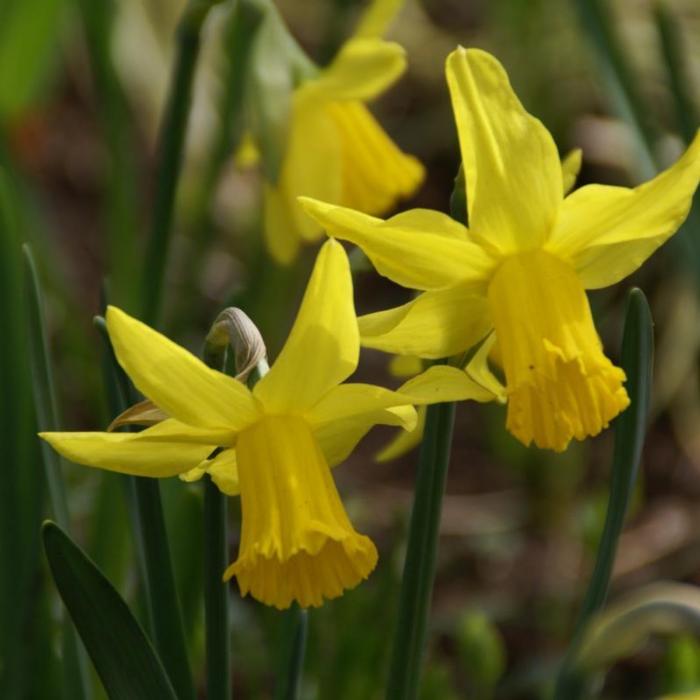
[23,242,92,700]
[553,288,654,699]
[22,243,71,528]
[140,0,219,326]
[0,168,47,697]
[43,521,178,700]
[76,0,140,311]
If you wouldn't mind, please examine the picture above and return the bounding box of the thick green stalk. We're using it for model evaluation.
[94,316,195,700]
[200,338,232,700]
[203,478,230,700]
[23,244,92,700]
[274,607,308,700]
[553,289,654,699]
[385,390,456,699]
[140,0,219,326]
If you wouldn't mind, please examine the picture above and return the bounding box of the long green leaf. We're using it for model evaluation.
[23,242,93,700]
[76,0,140,311]
[554,288,654,699]
[22,244,71,529]
[140,0,220,326]
[43,521,178,700]
[0,167,47,698]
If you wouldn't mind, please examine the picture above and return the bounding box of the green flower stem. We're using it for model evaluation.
[200,339,232,700]
[23,244,92,700]
[553,288,654,699]
[274,607,308,700]
[140,0,220,327]
[94,315,195,700]
[386,371,456,700]
[203,478,230,700]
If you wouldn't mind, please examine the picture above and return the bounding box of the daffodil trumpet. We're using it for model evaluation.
[300,47,700,452]
[41,240,493,609]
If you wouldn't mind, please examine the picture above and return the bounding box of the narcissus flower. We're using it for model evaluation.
[255,11,424,264]
[40,240,491,608]
[301,47,700,452]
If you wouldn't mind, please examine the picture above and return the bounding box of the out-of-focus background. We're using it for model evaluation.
[2,0,700,697]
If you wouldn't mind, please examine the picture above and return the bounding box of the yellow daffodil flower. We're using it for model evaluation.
[259,14,424,264]
[300,47,700,452]
[40,240,492,608]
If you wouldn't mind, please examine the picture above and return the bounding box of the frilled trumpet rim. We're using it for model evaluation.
[488,250,630,452]
[224,415,378,609]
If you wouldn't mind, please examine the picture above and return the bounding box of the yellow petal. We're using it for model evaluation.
[106,307,260,431]
[307,382,417,426]
[353,0,403,38]
[263,184,303,265]
[358,284,491,359]
[299,198,494,290]
[179,448,239,496]
[328,101,424,215]
[547,131,700,289]
[398,364,496,404]
[388,354,424,378]
[488,249,630,451]
[375,405,426,462]
[264,97,343,264]
[561,148,582,195]
[299,38,406,102]
[225,415,377,609]
[464,333,507,402]
[316,405,416,466]
[445,48,562,254]
[254,240,359,412]
[39,427,215,478]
